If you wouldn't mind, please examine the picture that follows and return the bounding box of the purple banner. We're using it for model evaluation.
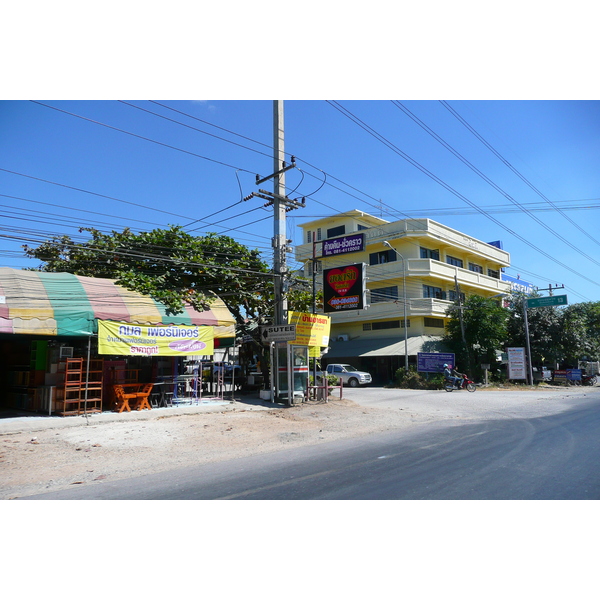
[321,233,364,257]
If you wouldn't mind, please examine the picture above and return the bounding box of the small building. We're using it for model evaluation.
[295,210,511,384]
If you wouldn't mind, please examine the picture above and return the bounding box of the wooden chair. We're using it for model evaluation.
[113,384,138,413]
[132,383,154,411]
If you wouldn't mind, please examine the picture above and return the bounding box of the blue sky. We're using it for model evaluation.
[1,99,599,303]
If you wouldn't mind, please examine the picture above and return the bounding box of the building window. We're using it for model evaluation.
[448,289,466,303]
[369,249,397,265]
[420,247,440,260]
[423,285,446,299]
[364,320,410,331]
[372,320,400,330]
[317,228,322,241]
[307,231,312,244]
[357,224,368,231]
[488,268,499,279]
[424,317,445,328]
[327,225,345,238]
[446,255,464,268]
[370,286,398,303]
[469,262,483,273]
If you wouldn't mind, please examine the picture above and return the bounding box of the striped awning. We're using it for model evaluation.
[0,267,236,338]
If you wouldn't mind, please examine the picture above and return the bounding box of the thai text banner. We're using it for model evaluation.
[322,233,364,257]
[288,311,331,346]
[98,320,214,356]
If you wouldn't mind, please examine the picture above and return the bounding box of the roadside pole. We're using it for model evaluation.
[523,298,534,386]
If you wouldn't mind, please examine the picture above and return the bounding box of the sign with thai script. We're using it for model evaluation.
[417,352,456,373]
[526,295,568,308]
[322,233,364,257]
[288,311,331,346]
[98,320,214,356]
[508,347,526,379]
[323,263,366,313]
[501,274,534,294]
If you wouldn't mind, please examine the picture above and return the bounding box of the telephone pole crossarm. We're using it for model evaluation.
[255,158,296,185]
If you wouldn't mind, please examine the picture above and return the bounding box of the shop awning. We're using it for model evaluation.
[0,267,236,338]
[325,335,448,358]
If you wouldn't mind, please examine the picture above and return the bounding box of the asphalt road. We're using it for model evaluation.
[22,388,600,500]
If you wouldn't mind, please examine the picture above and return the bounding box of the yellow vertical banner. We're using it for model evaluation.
[98,320,214,356]
[288,312,331,347]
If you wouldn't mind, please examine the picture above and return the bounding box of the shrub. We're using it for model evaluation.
[395,367,445,390]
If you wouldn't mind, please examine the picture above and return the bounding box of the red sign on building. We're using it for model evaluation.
[323,263,366,313]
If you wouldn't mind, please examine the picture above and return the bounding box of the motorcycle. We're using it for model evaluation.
[444,373,476,393]
[582,374,598,386]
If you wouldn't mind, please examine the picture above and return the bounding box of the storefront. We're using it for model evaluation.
[0,267,235,415]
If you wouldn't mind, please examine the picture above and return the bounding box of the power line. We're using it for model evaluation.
[29,101,256,175]
[391,100,600,270]
[326,100,600,291]
[440,100,600,250]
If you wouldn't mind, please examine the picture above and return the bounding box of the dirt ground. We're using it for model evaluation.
[0,397,431,500]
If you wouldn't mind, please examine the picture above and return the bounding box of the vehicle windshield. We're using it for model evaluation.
[341,365,357,371]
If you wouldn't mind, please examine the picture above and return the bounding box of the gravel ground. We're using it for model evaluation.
[1,385,596,500]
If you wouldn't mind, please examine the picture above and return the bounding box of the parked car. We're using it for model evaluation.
[533,367,552,382]
[212,362,242,380]
[319,363,372,387]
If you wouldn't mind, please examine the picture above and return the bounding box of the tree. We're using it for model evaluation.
[23,226,273,323]
[558,302,600,366]
[506,292,563,367]
[445,295,509,380]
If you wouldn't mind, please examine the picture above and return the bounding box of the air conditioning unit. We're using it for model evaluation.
[337,335,349,342]
[60,346,74,358]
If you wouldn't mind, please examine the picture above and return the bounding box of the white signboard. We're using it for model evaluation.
[508,347,526,380]
[261,324,297,343]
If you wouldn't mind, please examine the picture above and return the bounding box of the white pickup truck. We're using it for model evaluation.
[320,363,372,387]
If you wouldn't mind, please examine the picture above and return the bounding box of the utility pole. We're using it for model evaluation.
[245,101,305,403]
[454,275,470,374]
[273,100,287,326]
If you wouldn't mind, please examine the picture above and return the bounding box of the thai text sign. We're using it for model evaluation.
[322,233,364,257]
[508,347,526,379]
[323,263,366,313]
[526,295,568,308]
[288,311,331,346]
[98,320,214,356]
[417,352,456,373]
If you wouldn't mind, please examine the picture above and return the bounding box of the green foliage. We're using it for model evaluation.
[444,295,509,379]
[23,225,272,322]
[395,367,443,390]
[287,285,324,313]
[310,373,339,386]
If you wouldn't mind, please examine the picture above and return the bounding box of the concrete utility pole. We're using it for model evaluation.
[273,100,287,326]
[246,101,304,403]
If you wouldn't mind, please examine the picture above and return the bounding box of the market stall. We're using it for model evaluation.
[0,267,236,415]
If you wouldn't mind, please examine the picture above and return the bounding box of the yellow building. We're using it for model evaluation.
[295,210,511,384]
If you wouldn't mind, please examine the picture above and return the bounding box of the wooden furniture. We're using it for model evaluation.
[113,383,154,412]
[55,358,103,416]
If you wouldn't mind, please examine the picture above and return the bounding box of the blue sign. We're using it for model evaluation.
[322,233,364,257]
[501,274,534,294]
[417,352,456,373]
[567,369,582,381]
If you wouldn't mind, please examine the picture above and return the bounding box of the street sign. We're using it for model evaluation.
[526,295,568,308]
[261,324,297,343]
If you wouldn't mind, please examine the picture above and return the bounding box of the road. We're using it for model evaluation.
[22,388,600,500]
